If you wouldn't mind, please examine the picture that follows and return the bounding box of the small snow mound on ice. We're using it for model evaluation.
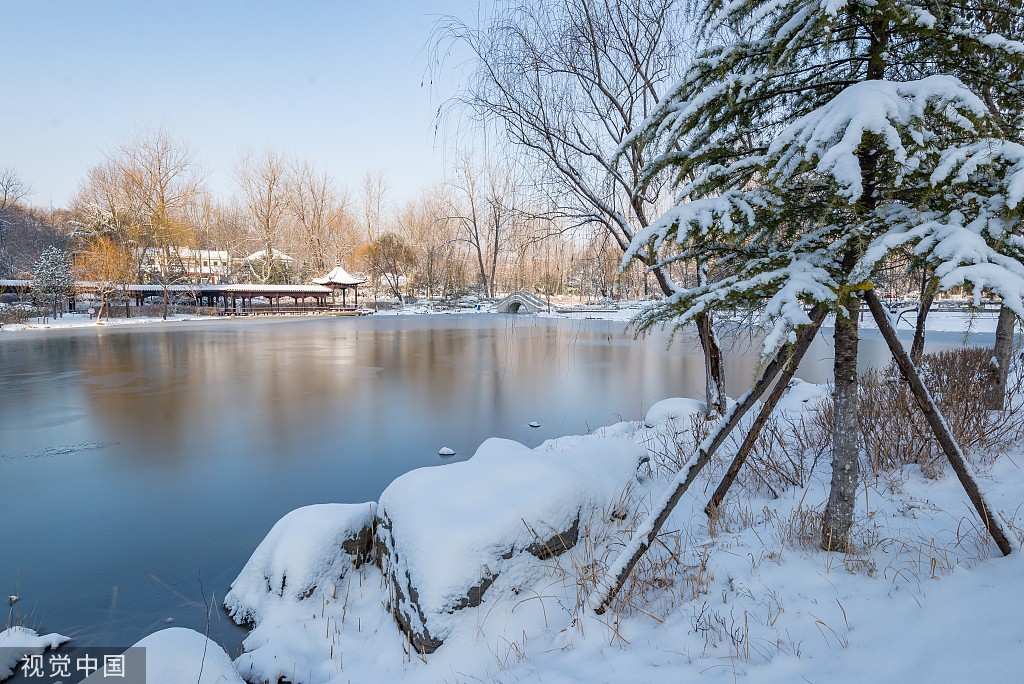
[438,447,456,456]
[128,628,244,684]
[644,397,707,426]
[225,502,375,625]
[0,627,70,679]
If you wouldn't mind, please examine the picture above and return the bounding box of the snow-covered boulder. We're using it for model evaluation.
[644,397,707,428]
[225,503,376,625]
[0,627,70,679]
[376,436,646,653]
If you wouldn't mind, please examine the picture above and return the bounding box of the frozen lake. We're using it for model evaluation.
[0,314,980,652]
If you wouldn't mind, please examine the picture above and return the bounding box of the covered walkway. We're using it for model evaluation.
[0,280,360,315]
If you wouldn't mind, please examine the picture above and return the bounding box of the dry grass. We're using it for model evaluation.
[746,348,1024,481]
[859,347,1024,476]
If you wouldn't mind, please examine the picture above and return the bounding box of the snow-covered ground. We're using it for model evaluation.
[0,312,217,331]
[2,299,1001,335]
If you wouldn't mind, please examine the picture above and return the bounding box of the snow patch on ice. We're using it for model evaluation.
[0,627,70,679]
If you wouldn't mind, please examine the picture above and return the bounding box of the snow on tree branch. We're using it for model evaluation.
[767,76,987,202]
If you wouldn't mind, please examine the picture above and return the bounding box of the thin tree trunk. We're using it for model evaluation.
[985,306,1016,410]
[705,324,818,514]
[650,265,727,417]
[820,290,860,553]
[911,274,939,363]
[696,312,727,416]
[592,305,827,614]
[864,289,1014,555]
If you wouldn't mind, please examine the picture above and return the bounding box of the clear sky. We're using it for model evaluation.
[2,0,482,209]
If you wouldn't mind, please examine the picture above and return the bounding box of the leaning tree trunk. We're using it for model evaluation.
[821,290,861,552]
[910,273,939,364]
[865,289,1014,555]
[591,306,828,614]
[985,306,1017,410]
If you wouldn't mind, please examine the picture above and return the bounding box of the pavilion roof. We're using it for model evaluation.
[312,263,365,287]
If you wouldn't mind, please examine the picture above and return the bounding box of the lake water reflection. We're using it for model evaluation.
[0,314,974,652]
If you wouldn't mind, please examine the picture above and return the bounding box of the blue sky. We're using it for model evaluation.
[2,0,482,208]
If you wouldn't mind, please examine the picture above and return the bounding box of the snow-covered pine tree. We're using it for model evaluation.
[625,0,1024,552]
[33,245,75,321]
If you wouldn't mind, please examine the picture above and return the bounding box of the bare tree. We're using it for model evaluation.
[236,147,288,284]
[360,170,389,243]
[71,160,149,291]
[0,167,32,277]
[445,153,518,298]
[398,187,463,299]
[288,159,348,277]
[114,126,202,318]
[433,0,727,413]
[76,236,135,321]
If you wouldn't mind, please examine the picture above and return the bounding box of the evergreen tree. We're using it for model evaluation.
[33,245,75,322]
[626,0,1024,551]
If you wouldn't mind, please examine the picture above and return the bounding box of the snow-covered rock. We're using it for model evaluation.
[644,397,707,427]
[89,628,243,684]
[0,627,70,679]
[225,503,376,625]
[376,436,645,653]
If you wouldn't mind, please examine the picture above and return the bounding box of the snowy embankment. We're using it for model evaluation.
[1,297,1003,335]
[4,377,1019,683]
[0,312,216,331]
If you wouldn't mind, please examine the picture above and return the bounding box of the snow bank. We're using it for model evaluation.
[218,384,1024,683]
[0,627,70,679]
[376,436,646,652]
[644,397,708,427]
[108,628,243,684]
[225,502,376,625]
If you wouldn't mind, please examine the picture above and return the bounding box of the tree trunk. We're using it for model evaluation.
[696,312,727,416]
[864,289,1014,556]
[650,264,727,417]
[592,305,828,614]
[820,290,860,553]
[910,274,938,364]
[706,332,811,514]
[985,305,1016,410]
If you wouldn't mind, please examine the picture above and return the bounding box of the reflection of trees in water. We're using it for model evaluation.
[10,319,801,472]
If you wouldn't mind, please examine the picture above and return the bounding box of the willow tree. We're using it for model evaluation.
[435,0,728,415]
[114,126,202,318]
[621,0,1024,554]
